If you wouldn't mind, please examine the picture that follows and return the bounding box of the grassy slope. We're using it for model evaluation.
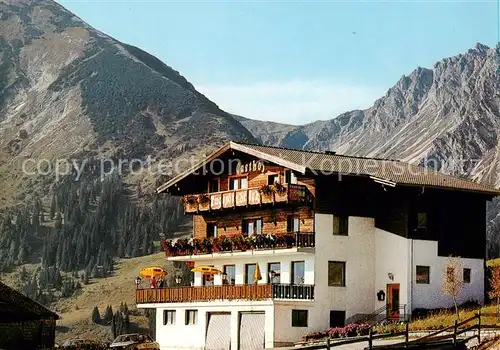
[55,252,172,342]
[1,251,173,343]
[409,304,500,331]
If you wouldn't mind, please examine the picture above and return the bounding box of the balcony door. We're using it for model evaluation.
[285,170,297,184]
[287,215,300,233]
[245,264,256,285]
[230,176,248,190]
[268,262,281,284]
[291,261,305,285]
[223,265,235,285]
[208,179,220,193]
[206,222,217,239]
[242,218,262,236]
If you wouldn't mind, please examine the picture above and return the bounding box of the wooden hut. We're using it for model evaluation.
[0,281,59,350]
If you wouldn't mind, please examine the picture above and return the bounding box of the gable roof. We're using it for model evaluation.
[0,281,59,322]
[157,141,500,196]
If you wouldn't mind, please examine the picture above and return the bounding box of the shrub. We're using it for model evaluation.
[372,320,405,335]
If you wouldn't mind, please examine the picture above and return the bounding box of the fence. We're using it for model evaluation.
[296,312,484,349]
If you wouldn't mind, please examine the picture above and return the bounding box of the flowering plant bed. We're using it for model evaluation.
[301,323,371,341]
[162,233,302,256]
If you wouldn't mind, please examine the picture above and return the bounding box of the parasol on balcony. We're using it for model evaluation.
[191,266,222,275]
[139,266,168,279]
[253,263,262,283]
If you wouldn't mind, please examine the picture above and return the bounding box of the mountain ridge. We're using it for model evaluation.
[238,43,500,256]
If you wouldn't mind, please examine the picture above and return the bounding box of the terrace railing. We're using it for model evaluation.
[272,284,314,300]
[136,283,314,304]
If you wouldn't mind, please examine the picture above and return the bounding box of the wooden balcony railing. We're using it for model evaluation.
[136,284,314,304]
[163,232,315,257]
[183,184,312,213]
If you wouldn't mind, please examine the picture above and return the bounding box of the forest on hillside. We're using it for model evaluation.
[0,159,186,305]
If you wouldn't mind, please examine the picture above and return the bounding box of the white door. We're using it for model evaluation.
[205,313,231,350]
[239,312,265,350]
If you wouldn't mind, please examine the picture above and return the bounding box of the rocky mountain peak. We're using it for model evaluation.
[0,0,255,206]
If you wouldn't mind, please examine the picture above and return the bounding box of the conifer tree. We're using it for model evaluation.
[91,306,101,324]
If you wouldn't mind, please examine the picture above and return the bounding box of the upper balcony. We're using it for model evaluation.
[136,283,315,304]
[162,232,315,260]
[183,184,312,214]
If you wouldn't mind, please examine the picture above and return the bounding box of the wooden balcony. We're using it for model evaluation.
[136,284,314,304]
[163,232,315,258]
[183,184,312,214]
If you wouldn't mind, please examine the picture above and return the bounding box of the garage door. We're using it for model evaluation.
[239,312,265,350]
[205,313,231,350]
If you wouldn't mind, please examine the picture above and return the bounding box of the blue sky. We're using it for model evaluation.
[58,0,499,125]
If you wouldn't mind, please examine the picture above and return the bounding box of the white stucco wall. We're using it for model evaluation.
[142,214,486,349]
[313,214,376,329]
[411,239,484,309]
[374,228,411,314]
[273,301,315,345]
[152,301,275,350]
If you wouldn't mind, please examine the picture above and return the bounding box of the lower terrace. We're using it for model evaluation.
[136,283,315,304]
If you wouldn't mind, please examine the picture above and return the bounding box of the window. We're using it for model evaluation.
[328,261,346,287]
[291,310,308,327]
[329,310,346,328]
[285,170,297,184]
[416,266,430,284]
[333,216,348,235]
[163,310,175,325]
[208,179,219,192]
[292,261,305,285]
[417,212,427,230]
[185,310,198,325]
[268,262,281,284]
[287,215,300,232]
[268,174,279,185]
[463,268,471,284]
[223,265,236,285]
[245,264,256,285]
[230,177,248,190]
[242,218,263,236]
[206,222,217,239]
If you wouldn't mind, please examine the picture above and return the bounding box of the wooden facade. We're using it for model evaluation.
[180,162,316,243]
[193,206,314,240]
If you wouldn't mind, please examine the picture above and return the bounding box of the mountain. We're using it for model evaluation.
[0,0,255,205]
[0,0,256,308]
[238,43,500,256]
